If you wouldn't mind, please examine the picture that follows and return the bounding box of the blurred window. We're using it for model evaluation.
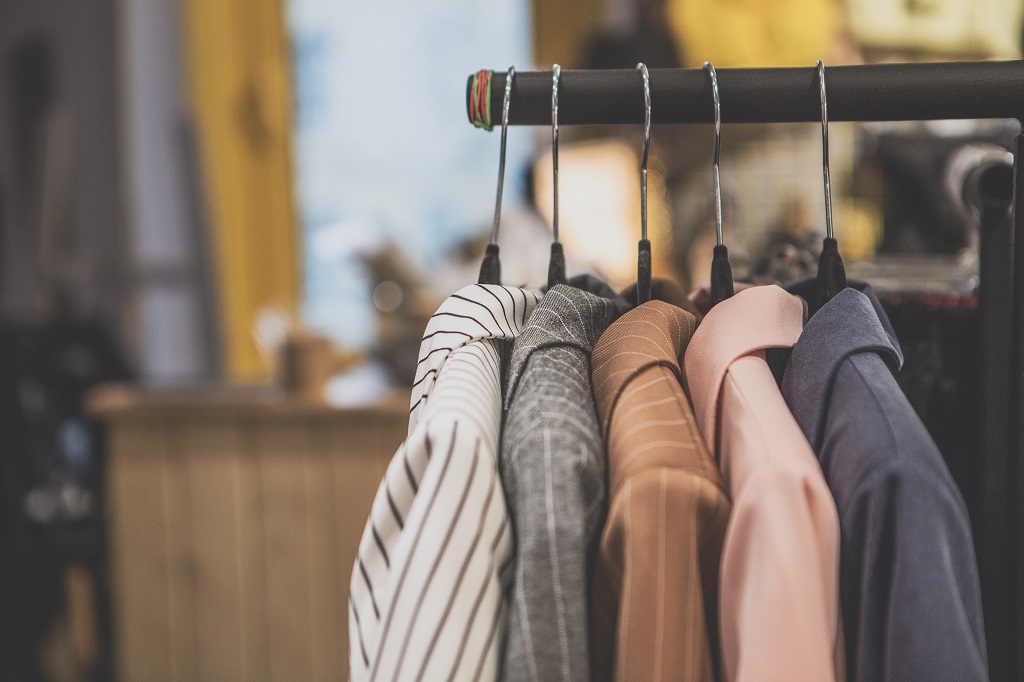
[288,0,533,349]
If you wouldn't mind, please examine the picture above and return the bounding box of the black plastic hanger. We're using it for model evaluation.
[547,64,567,289]
[478,66,515,285]
[814,60,847,311]
[706,62,734,307]
[636,63,653,305]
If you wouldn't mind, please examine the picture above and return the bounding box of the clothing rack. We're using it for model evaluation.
[466,62,1024,125]
[466,59,1024,680]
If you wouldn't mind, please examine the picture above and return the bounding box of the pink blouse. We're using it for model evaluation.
[684,285,846,682]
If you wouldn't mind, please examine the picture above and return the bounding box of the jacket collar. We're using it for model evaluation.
[781,283,903,450]
[410,283,540,428]
[684,285,807,449]
[591,297,698,437]
[504,275,626,408]
[784,277,902,356]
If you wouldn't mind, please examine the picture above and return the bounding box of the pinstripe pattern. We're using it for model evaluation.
[499,280,624,682]
[590,298,731,682]
[350,284,539,682]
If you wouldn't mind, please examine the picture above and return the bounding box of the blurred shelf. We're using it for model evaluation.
[87,382,408,424]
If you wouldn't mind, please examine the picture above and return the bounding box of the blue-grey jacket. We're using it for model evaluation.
[781,279,988,682]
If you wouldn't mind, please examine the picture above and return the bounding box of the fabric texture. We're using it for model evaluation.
[499,277,625,682]
[684,284,845,682]
[589,286,730,682]
[350,284,539,682]
[781,279,988,682]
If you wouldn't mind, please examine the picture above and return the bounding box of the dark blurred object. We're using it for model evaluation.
[846,137,1015,297]
[583,26,681,70]
[582,2,682,71]
[873,131,1015,254]
[0,317,130,681]
[750,231,819,286]
[3,20,128,680]
[882,295,980,513]
[2,3,123,327]
[279,331,334,403]
[9,36,53,200]
[360,245,431,386]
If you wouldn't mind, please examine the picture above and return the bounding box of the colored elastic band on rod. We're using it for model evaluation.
[469,70,494,130]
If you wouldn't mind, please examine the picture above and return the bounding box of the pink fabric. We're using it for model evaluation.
[684,285,845,682]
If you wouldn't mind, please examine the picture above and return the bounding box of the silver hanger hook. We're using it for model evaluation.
[818,60,834,240]
[704,62,723,248]
[637,63,651,242]
[551,64,561,244]
[490,66,515,246]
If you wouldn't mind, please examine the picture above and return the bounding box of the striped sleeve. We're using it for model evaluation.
[350,285,538,682]
[409,284,539,432]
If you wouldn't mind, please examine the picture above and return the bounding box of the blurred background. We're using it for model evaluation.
[1,0,1022,678]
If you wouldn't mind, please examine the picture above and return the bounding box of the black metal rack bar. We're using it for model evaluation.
[467,61,1024,125]
[1009,131,1024,680]
[978,160,1016,682]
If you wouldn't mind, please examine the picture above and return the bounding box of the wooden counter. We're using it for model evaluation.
[89,385,406,681]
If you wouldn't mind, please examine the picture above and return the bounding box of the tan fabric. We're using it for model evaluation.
[590,293,731,682]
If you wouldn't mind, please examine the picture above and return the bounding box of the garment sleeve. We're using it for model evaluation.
[591,468,729,682]
[717,363,846,682]
[841,461,988,682]
[719,464,844,682]
[352,418,512,682]
[824,358,989,682]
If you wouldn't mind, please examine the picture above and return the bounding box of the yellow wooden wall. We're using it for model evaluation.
[178,0,300,380]
[533,0,603,67]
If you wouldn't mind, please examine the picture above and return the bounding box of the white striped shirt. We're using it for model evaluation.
[350,284,540,682]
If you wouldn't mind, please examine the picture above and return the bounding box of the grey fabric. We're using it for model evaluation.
[498,278,625,682]
[781,280,988,682]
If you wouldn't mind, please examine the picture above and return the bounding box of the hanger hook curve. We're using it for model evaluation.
[551,64,561,245]
[637,63,651,242]
[490,66,514,246]
[818,60,834,240]
[634,63,653,304]
[705,62,733,306]
[704,62,723,248]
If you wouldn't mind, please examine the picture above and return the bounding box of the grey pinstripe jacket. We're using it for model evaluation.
[498,278,628,682]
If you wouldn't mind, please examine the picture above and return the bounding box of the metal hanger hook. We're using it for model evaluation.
[818,60,834,240]
[551,64,561,244]
[704,62,723,248]
[490,66,514,246]
[637,63,651,242]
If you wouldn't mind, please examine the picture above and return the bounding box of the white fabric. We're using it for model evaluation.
[350,284,540,682]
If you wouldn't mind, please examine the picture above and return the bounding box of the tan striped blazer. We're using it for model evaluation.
[590,290,731,682]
